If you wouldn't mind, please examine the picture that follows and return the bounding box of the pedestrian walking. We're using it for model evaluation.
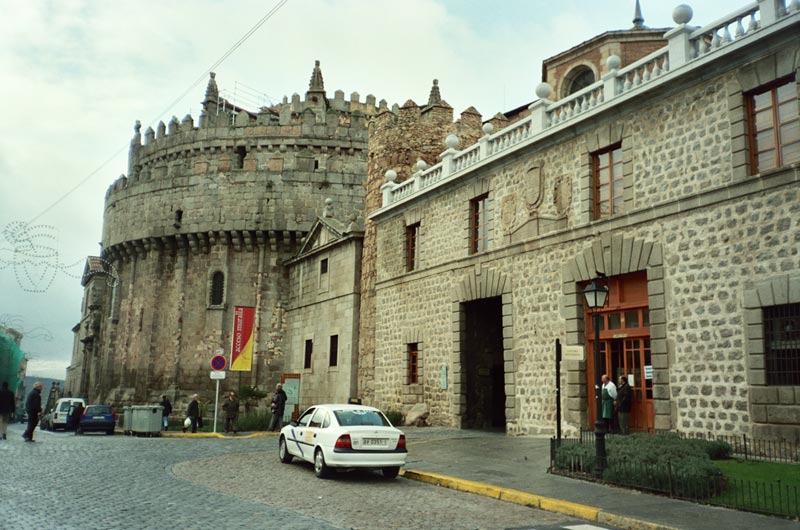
[0,382,15,440]
[159,395,172,431]
[223,392,240,434]
[70,402,85,435]
[616,375,633,435]
[186,394,200,433]
[600,374,617,433]
[268,383,287,432]
[23,382,43,442]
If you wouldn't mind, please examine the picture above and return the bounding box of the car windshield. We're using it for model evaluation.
[87,406,111,414]
[333,409,389,427]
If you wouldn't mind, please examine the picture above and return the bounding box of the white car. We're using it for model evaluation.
[278,404,407,479]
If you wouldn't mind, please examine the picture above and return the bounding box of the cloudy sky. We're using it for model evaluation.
[0,0,748,378]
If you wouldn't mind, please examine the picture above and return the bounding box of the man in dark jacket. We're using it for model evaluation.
[268,383,287,432]
[23,382,43,442]
[616,375,633,435]
[223,392,240,434]
[186,394,200,433]
[159,395,172,431]
[0,381,16,440]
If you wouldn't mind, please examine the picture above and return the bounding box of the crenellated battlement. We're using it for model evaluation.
[103,61,379,252]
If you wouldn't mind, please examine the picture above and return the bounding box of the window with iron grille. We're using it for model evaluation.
[592,143,623,220]
[406,223,420,271]
[469,194,489,254]
[329,335,338,367]
[209,271,225,306]
[763,302,800,386]
[304,339,313,370]
[747,75,799,175]
[408,343,419,384]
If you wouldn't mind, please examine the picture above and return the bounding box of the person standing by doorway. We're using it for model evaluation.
[268,383,287,432]
[616,375,632,435]
[23,382,43,442]
[600,374,617,433]
[159,395,172,431]
[223,392,240,434]
[0,382,15,440]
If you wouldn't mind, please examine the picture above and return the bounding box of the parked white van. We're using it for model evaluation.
[50,398,86,431]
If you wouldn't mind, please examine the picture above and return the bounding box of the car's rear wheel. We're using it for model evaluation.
[106,429,114,435]
[314,448,330,479]
[279,436,293,463]
[382,466,400,479]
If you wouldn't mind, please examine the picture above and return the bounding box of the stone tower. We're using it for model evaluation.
[71,62,384,407]
[358,80,483,402]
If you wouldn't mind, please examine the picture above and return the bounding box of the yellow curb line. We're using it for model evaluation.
[134,431,277,439]
[400,469,680,530]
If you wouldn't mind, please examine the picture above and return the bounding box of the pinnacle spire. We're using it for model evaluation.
[205,72,219,101]
[427,79,441,106]
[309,60,325,92]
[632,0,645,29]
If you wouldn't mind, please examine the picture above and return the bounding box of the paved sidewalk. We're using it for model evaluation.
[398,427,799,530]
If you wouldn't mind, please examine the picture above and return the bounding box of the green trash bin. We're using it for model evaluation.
[123,406,132,435]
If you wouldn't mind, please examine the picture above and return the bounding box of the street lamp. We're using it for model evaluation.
[583,278,609,478]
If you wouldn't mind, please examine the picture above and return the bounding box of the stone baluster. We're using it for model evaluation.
[530,83,553,135]
[757,0,781,25]
[665,5,695,68]
[603,56,621,101]
[381,170,398,206]
[413,160,427,191]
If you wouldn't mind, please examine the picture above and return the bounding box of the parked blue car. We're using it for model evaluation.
[78,405,116,435]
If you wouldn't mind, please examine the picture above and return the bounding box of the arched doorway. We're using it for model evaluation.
[584,271,654,431]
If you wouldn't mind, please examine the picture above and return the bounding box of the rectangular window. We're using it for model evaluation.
[469,194,489,254]
[747,75,799,175]
[763,303,800,386]
[329,335,338,367]
[304,339,313,369]
[408,343,419,384]
[592,144,623,220]
[406,223,420,271]
[320,258,328,275]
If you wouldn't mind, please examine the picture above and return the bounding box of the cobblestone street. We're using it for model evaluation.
[0,424,595,530]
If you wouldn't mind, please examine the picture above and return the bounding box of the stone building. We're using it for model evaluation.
[68,1,800,442]
[66,62,384,408]
[369,1,800,440]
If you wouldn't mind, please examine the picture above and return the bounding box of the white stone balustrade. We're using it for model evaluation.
[378,0,799,210]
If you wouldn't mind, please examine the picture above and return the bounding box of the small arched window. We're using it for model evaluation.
[210,271,225,306]
[563,66,596,97]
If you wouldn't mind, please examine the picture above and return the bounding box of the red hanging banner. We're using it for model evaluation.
[230,306,255,371]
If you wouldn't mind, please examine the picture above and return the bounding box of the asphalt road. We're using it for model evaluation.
[0,423,618,530]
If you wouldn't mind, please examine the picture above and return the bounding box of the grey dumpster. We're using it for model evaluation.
[129,405,163,437]
[123,406,132,435]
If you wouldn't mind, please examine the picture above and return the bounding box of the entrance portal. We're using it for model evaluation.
[462,297,505,431]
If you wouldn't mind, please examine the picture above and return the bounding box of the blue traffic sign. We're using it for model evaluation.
[211,355,226,371]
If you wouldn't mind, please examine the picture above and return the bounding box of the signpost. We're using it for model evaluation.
[210,354,227,433]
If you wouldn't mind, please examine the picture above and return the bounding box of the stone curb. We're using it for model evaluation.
[400,469,680,530]
[127,431,278,439]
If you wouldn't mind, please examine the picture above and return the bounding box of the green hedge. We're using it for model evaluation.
[384,410,404,427]
[554,434,730,498]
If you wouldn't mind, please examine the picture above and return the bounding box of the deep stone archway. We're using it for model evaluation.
[451,268,515,432]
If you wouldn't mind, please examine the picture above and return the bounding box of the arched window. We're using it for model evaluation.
[563,66,596,97]
[209,271,225,306]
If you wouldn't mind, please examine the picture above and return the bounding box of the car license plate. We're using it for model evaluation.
[363,438,388,446]
[93,416,104,419]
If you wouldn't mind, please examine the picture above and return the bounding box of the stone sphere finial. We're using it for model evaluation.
[607,55,622,70]
[416,160,428,172]
[482,123,494,136]
[672,4,693,25]
[385,169,397,182]
[445,134,460,150]
[325,197,333,206]
[535,82,553,100]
